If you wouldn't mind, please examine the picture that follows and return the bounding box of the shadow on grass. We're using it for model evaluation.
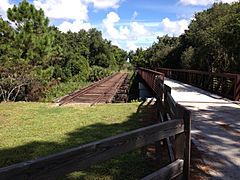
[0,100,159,179]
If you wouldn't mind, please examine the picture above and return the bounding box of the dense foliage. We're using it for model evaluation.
[129,2,240,74]
[0,0,127,102]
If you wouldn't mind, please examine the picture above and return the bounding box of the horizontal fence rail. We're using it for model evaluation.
[141,159,184,180]
[0,120,185,180]
[156,68,240,101]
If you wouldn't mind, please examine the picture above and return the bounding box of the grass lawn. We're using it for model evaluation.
[0,102,158,179]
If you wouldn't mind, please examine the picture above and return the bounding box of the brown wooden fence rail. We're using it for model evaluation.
[137,67,191,180]
[156,68,240,101]
[0,68,191,180]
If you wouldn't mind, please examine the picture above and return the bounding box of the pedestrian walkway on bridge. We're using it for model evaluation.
[165,78,240,180]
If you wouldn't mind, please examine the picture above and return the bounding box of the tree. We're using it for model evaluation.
[0,1,133,102]
[0,17,20,66]
[88,28,116,68]
[128,48,147,67]
[111,45,128,70]
[216,2,240,73]
[7,0,54,66]
[185,2,240,73]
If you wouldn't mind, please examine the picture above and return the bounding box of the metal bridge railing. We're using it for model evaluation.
[156,68,240,101]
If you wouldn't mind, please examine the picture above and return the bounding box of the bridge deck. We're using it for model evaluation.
[165,78,240,179]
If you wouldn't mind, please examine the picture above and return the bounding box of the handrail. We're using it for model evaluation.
[137,67,164,99]
[156,67,238,77]
[156,67,240,101]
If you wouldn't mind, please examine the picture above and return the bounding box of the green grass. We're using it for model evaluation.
[0,102,158,179]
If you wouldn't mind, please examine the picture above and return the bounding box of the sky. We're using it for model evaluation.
[0,0,239,51]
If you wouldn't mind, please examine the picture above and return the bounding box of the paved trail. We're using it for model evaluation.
[165,78,240,180]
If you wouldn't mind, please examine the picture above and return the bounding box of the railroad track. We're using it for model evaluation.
[56,73,128,106]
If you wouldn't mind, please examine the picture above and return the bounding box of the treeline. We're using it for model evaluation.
[129,2,240,74]
[0,0,127,102]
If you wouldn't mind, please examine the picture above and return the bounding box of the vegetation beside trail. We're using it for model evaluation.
[0,101,158,179]
[42,81,90,102]
[0,0,128,102]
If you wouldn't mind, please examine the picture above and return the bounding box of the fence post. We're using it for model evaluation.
[234,75,240,101]
[155,78,167,165]
[183,109,191,180]
[164,85,171,121]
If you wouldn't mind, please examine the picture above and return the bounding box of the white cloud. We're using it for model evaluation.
[179,0,239,6]
[101,12,190,51]
[102,11,152,50]
[131,11,138,20]
[0,0,13,19]
[104,11,120,24]
[220,0,240,3]
[102,12,150,40]
[126,41,138,51]
[111,40,121,47]
[102,12,124,39]
[58,20,91,32]
[33,0,122,32]
[180,0,213,5]
[130,22,148,36]
[33,0,88,21]
[119,26,130,37]
[161,18,189,36]
[87,0,121,9]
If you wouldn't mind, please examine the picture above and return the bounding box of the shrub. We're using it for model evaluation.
[0,66,45,102]
[66,55,90,81]
[42,81,89,102]
[88,66,112,82]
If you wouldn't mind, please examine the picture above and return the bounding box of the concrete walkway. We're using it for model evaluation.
[164,78,240,180]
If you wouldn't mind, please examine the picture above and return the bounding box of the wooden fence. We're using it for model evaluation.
[0,68,191,180]
[138,67,191,179]
[156,68,240,101]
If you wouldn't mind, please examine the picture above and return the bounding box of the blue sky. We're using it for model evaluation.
[0,0,238,51]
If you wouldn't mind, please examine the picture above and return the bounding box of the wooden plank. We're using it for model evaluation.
[164,98,175,163]
[166,138,175,162]
[235,75,240,101]
[174,104,184,119]
[182,108,191,180]
[173,132,185,159]
[0,120,184,180]
[141,159,184,180]
[163,85,171,119]
[155,99,166,163]
[159,85,176,164]
[165,92,177,117]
